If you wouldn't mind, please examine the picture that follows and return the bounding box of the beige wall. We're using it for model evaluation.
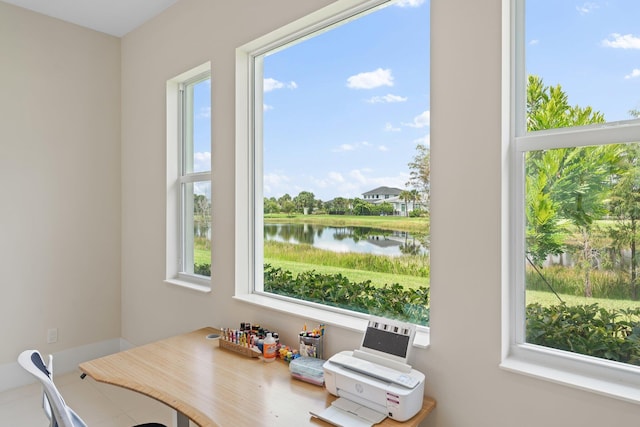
[119,0,640,425]
[2,0,639,424]
[0,2,121,364]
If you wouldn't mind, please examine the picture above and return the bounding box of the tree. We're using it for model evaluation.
[193,194,211,248]
[327,197,349,215]
[378,201,394,216]
[280,200,295,215]
[264,197,279,214]
[293,191,315,214]
[608,143,640,299]
[525,75,612,297]
[352,198,373,216]
[277,193,292,207]
[407,143,430,211]
[399,190,412,217]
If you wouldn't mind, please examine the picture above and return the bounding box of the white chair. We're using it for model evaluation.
[18,350,166,427]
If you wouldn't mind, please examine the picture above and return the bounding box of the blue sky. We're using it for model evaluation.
[527,1,640,123]
[191,0,640,203]
[262,0,429,202]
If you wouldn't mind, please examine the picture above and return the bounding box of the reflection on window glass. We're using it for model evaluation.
[257,1,431,325]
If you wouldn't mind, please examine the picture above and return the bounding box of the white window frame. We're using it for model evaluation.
[166,63,212,292]
[501,0,640,403]
[235,0,429,345]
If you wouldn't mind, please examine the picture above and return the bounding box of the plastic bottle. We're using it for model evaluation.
[263,332,276,362]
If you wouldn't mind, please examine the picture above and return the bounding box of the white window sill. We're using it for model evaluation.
[164,278,211,293]
[233,293,430,349]
[501,345,640,404]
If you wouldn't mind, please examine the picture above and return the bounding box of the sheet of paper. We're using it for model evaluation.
[310,397,386,427]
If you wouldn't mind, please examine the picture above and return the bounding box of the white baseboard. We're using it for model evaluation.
[0,338,129,393]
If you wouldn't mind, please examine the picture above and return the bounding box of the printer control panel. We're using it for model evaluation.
[328,352,420,389]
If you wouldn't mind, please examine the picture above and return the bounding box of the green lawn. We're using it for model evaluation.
[526,289,640,311]
[264,258,428,290]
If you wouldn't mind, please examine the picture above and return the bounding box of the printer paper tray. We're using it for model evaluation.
[310,397,387,427]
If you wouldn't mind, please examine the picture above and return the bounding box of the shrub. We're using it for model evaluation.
[526,302,640,365]
[194,263,211,276]
[263,264,429,326]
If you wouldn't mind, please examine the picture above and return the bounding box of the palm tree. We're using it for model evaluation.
[399,190,412,217]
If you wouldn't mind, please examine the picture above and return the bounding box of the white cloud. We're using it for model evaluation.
[333,143,355,152]
[264,78,298,92]
[602,33,640,49]
[332,141,371,152]
[349,169,368,184]
[625,69,640,79]
[529,39,539,46]
[395,0,426,7]
[328,171,345,183]
[403,110,430,128]
[194,152,211,173]
[263,104,273,112]
[415,134,431,148]
[198,106,211,119]
[347,68,394,89]
[378,145,389,152]
[384,122,401,132]
[576,2,598,15]
[308,169,412,200]
[263,172,291,195]
[352,171,411,196]
[367,94,408,104]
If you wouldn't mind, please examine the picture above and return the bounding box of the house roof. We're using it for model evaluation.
[362,186,403,197]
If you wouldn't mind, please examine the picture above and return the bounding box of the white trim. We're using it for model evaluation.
[164,277,211,293]
[166,62,212,290]
[233,293,430,349]
[515,120,640,151]
[501,345,640,404]
[235,0,430,350]
[503,0,640,404]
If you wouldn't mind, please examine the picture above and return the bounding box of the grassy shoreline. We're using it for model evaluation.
[197,215,640,312]
[265,240,428,278]
[264,213,429,234]
[264,258,428,289]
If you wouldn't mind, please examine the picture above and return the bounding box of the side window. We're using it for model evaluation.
[237,0,430,326]
[506,0,640,400]
[166,65,211,288]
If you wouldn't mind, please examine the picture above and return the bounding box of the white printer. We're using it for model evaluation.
[311,317,426,426]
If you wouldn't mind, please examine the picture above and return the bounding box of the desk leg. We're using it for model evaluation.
[173,411,190,427]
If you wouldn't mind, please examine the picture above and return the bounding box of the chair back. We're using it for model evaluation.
[18,350,87,427]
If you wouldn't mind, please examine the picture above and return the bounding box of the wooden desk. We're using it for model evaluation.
[79,327,435,427]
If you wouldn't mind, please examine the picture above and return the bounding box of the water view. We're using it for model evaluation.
[264,223,428,257]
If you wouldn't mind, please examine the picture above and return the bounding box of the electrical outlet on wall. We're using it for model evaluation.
[47,328,58,344]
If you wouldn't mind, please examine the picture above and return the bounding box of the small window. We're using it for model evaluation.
[166,64,211,289]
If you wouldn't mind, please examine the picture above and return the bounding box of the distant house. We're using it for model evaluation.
[361,186,421,216]
[361,186,402,201]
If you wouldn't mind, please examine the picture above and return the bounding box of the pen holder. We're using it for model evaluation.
[299,335,323,359]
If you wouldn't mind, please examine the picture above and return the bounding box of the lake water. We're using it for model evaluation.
[264,223,428,257]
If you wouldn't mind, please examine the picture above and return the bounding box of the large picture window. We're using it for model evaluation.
[236,0,430,327]
[505,0,640,401]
